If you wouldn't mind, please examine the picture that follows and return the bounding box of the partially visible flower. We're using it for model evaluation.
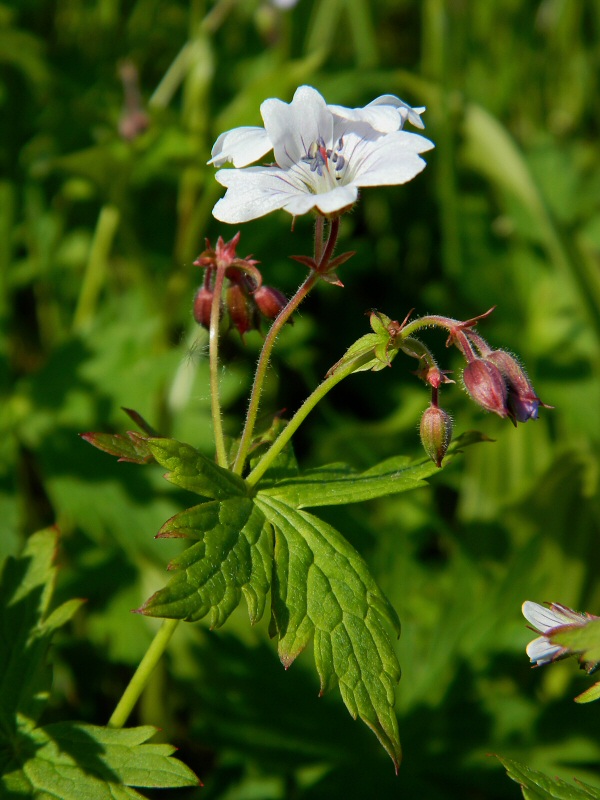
[210,85,433,223]
[485,349,549,425]
[522,600,599,669]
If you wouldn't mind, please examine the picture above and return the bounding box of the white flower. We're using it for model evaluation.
[522,600,592,667]
[209,85,434,223]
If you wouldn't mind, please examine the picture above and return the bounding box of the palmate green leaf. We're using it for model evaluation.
[3,720,199,799]
[497,755,600,799]
[138,497,272,627]
[255,493,402,770]
[0,528,198,797]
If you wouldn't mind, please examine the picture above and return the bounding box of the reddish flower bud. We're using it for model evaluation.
[420,405,453,467]
[485,350,546,424]
[462,359,509,418]
[226,283,252,336]
[193,287,214,329]
[254,285,288,320]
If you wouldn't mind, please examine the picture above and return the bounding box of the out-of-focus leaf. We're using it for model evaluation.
[0,529,198,796]
[497,755,600,799]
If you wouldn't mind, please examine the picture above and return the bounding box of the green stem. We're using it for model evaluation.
[73,205,120,333]
[246,350,372,487]
[210,266,228,468]
[108,618,179,729]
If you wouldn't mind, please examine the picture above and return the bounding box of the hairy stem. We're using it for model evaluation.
[210,266,228,468]
[233,217,341,476]
[232,269,319,475]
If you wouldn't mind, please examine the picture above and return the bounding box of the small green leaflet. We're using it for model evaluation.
[497,755,600,800]
[0,529,199,798]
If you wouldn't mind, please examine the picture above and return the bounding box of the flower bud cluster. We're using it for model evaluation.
[460,342,548,426]
[192,233,288,337]
[397,307,549,467]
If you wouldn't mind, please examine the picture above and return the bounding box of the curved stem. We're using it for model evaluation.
[246,349,372,487]
[108,618,179,729]
[210,266,228,468]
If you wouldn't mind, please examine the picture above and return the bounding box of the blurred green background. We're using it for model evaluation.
[2,0,600,797]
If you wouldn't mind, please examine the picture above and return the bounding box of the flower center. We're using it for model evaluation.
[301,137,346,191]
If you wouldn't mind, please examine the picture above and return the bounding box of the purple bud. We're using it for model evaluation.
[193,287,214,329]
[254,285,288,320]
[420,405,453,468]
[485,350,545,424]
[462,359,509,418]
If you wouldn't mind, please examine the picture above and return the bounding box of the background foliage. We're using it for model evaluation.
[2,0,600,797]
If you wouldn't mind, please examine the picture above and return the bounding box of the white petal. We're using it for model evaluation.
[328,102,400,133]
[526,636,565,666]
[521,600,585,633]
[349,131,434,188]
[283,183,358,216]
[209,126,272,168]
[367,95,426,129]
[261,85,333,170]
[212,167,305,223]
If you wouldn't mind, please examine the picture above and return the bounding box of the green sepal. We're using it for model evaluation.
[550,618,600,666]
[497,755,600,799]
[146,437,247,500]
[575,681,600,704]
[256,493,402,770]
[139,497,272,627]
